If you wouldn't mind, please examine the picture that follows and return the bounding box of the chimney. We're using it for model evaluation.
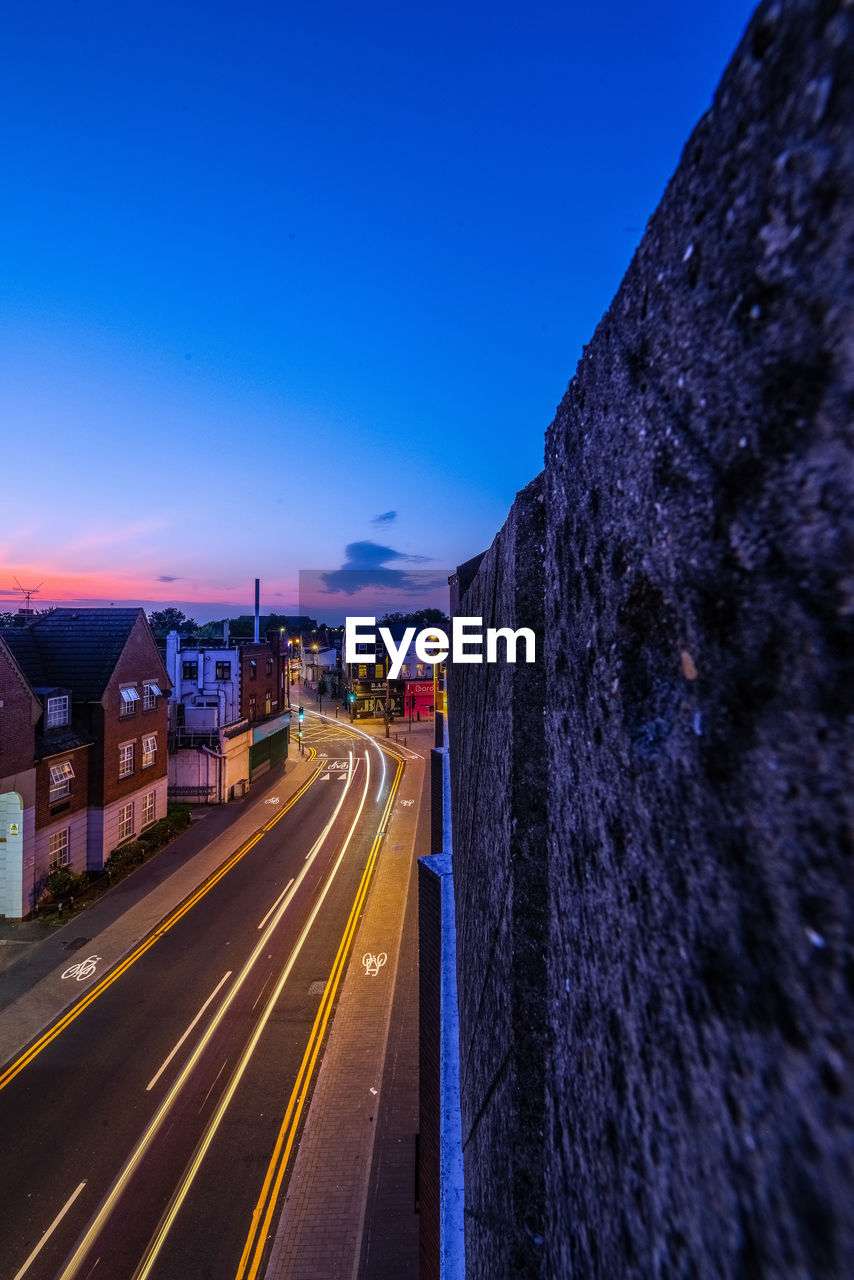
[254,579,260,644]
[223,619,230,644]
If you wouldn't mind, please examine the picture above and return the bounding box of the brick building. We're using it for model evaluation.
[0,609,170,916]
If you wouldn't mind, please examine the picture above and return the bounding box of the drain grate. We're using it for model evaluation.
[64,937,91,951]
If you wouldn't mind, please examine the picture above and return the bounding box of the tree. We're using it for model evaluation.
[0,611,15,627]
[148,607,197,636]
[378,608,450,630]
[318,676,328,696]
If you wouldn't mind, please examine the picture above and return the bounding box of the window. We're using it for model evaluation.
[118,802,134,841]
[215,661,231,680]
[249,660,257,680]
[142,735,157,768]
[265,692,272,715]
[49,828,70,869]
[141,790,156,827]
[248,696,256,720]
[375,665,384,679]
[49,760,75,802]
[46,695,69,728]
[143,682,163,710]
[266,657,273,677]
[120,685,140,716]
[183,661,198,680]
[119,742,135,778]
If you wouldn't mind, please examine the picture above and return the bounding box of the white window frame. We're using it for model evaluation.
[49,828,70,869]
[49,760,75,802]
[46,695,69,729]
[143,682,163,710]
[141,790,156,828]
[118,802,134,842]
[120,685,140,716]
[141,735,157,769]
[119,742,135,778]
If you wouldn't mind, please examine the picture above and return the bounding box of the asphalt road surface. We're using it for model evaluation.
[0,716,403,1280]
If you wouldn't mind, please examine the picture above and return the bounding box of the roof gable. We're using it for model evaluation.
[24,609,151,700]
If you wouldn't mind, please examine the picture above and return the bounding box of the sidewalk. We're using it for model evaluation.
[0,750,317,1068]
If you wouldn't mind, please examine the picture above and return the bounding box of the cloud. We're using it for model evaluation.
[318,541,441,596]
[371,510,397,525]
[156,575,181,583]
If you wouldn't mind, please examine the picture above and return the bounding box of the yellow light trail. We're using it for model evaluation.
[59,753,355,1280]
[235,753,404,1280]
[0,755,318,1094]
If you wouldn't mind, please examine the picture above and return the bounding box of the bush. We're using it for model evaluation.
[42,867,88,900]
[104,840,147,878]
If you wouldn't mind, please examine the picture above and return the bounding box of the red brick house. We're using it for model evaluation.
[0,609,170,916]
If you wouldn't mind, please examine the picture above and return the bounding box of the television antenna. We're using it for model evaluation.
[10,577,43,610]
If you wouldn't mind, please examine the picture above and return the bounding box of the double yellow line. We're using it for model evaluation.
[0,759,319,1094]
[235,754,404,1280]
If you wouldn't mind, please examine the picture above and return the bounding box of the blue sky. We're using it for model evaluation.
[1,0,757,622]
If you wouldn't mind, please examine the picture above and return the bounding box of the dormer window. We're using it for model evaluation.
[46,695,69,729]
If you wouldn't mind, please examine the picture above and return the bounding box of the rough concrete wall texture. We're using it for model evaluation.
[449,477,548,1277]
[451,1,854,1276]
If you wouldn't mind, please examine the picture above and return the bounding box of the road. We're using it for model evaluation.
[0,714,406,1280]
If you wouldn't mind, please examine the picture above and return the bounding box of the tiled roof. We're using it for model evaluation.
[37,724,94,760]
[0,628,49,687]
[19,609,146,700]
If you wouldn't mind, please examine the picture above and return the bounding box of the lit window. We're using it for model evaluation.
[119,743,134,778]
[143,682,162,710]
[49,828,70,869]
[49,760,75,802]
[120,686,140,716]
[265,692,272,715]
[249,696,256,720]
[141,790,156,827]
[215,662,231,680]
[142,735,157,768]
[118,802,134,841]
[46,695,69,729]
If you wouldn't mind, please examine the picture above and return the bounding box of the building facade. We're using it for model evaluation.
[0,608,170,916]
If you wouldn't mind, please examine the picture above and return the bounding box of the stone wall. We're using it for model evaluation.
[449,1,854,1275]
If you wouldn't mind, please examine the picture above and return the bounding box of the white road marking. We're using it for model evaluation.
[61,955,100,982]
[256,879,295,932]
[13,1181,86,1280]
[145,972,232,1092]
[362,952,387,977]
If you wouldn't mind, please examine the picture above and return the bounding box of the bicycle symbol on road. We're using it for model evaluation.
[362,952,387,978]
[62,954,101,982]
[326,761,349,771]
[264,797,280,805]
[400,799,414,807]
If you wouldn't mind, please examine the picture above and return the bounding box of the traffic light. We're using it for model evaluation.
[348,692,356,704]
[298,706,305,722]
